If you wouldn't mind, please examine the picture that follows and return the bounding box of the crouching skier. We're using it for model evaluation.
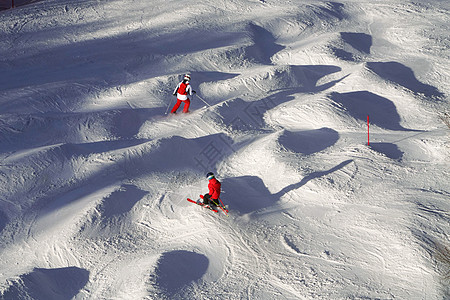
[200,172,221,209]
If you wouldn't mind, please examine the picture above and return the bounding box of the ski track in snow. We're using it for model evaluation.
[0,0,449,299]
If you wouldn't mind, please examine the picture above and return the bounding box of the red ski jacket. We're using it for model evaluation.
[208,178,221,199]
[173,81,193,101]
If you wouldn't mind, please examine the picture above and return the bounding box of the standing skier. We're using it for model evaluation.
[171,74,196,114]
[201,172,221,208]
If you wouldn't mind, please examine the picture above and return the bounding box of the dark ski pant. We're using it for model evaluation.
[203,194,218,206]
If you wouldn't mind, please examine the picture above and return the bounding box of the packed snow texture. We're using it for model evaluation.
[0,0,449,299]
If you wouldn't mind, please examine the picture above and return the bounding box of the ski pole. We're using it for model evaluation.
[218,197,228,211]
[165,96,175,115]
[218,197,226,208]
[195,94,211,107]
[217,197,229,216]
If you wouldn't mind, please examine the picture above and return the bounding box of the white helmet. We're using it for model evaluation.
[183,74,191,81]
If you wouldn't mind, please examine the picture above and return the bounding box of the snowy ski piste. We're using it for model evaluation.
[0,0,449,299]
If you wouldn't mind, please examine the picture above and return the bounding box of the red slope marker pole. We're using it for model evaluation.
[12,0,14,8]
[367,115,370,146]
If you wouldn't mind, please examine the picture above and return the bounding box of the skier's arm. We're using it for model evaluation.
[208,182,214,195]
[173,83,180,95]
[186,84,193,96]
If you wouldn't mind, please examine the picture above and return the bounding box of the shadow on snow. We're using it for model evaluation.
[278,128,339,155]
[222,160,353,215]
[153,250,209,298]
[366,62,445,100]
[369,142,404,160]
[330,91,421,131]
[2,267,89,300]
[245,22,285,65]
[216,65,344,131]
[340,32,372,54]
[9,133,233,223]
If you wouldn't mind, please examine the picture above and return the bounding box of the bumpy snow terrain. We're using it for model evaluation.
[0,0,449,299]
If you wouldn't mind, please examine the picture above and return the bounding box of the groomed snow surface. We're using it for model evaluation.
[0,0,449,299]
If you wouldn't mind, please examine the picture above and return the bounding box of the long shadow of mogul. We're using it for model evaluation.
[366,62,445,100]
[221,160,353,215]
[330,91,422,132]
[217,66,347,131]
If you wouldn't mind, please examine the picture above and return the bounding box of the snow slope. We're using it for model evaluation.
[0,0,449,299]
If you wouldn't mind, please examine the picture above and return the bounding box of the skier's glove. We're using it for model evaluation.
[193,90,197,94]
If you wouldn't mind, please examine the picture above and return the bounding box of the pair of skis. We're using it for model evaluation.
[187,197,229,216]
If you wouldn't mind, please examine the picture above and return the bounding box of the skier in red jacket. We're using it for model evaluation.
[171,74,196,114]
[201,172,221,208]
